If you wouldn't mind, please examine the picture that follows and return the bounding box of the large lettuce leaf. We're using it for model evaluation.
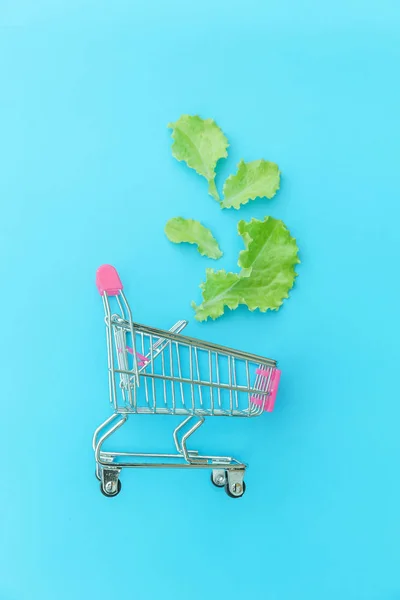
[193,217,299,321]
[165,217,223,259]
[168,115,228,201]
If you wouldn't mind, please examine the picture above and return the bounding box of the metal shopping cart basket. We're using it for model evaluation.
[93,265,281,498]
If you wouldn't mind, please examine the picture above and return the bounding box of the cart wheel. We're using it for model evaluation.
[225,480,246,499]
[100,479,122,497]
[211,470,226,488]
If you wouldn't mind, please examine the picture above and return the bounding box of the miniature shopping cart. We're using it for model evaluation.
[93,265,281,498]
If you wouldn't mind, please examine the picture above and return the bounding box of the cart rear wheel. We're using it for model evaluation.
[100,479,122,497]
[225,480,246,498]
[211,470,226,488]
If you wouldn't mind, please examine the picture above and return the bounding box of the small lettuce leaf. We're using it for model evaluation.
[168,115,228,201]
[192,217,299,321]
[165,217,223,260]
[221,159,280,209]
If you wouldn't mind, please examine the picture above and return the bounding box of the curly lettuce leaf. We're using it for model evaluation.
[221,159,280,209]
[192,217,299,321]
[168,115,228,201]
[165,217,223,260]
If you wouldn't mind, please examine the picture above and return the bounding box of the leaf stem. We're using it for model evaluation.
[207,179,220,201]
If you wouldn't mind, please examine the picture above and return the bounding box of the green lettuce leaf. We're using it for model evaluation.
[165,217,223,260]
[192,217,299,321]
[221,159,280,209]
[168,115,228,201]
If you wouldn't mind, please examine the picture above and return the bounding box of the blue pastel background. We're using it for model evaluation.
[1,1,400,598]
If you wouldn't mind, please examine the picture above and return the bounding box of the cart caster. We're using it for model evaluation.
[100,479,122,497]
[100,467,122,497]
[225,470,246,498]
[225,480,246,498]
[211,469,227,488]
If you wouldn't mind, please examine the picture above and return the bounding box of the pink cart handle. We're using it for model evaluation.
[96,265,123,296]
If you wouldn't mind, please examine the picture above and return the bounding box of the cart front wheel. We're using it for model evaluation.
[225,480,246,499]
[100,479,122,497]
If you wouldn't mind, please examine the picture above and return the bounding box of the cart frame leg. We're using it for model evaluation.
[93,413,127,495]
[173,415,205,462]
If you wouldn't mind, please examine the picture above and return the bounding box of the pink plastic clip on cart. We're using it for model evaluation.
[93,265,281,498]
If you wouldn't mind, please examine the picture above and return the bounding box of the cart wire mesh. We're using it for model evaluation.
[103,291,279,417]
